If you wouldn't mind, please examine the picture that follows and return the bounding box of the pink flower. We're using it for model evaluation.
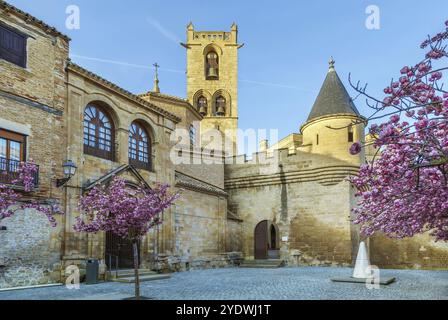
[1,161,62,226]
[74,177,179,241]
[429,71,443,81]
[415,118,428,130]
[349,142,362,155]
[390,115,400,123]
[348,20,448,242]
[400,66,410,74]
[383,97,393,106]
[406,110,415,117]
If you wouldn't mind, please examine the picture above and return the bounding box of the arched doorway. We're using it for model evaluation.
[105,232,140,270]
[254,220,280,260]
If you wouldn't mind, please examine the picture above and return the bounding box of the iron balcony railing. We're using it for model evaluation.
[0,157,39,187]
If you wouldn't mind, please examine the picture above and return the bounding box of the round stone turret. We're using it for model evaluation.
[301,58,366,165]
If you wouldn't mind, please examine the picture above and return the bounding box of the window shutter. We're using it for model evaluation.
[0,25,26,67]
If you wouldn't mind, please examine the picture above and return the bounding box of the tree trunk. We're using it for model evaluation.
[133,240,140,299]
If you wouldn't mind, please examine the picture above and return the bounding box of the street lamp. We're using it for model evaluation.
[56,160,77,187]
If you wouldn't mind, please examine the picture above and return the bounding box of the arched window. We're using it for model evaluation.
[197,96,208,115]
[83,103,115,161]
[215,96,226,116]
[205,51,219,80]
[129,122,152,171]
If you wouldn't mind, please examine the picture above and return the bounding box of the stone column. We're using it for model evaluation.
[116,127,129,164]
[62,90,88,268]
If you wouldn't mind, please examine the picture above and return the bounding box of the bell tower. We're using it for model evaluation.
[184,22,242,155]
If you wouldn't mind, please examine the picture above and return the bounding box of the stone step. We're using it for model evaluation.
[239,265,283,269]
[240,259,284,268]
[111,274,171,283]
[107,269,158,279]
[240,260,283,266]
[241,259,283,264]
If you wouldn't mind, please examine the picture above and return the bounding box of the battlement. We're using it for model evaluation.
[192,31,233,42]
[186,23,238,44]
[225,148,299,166]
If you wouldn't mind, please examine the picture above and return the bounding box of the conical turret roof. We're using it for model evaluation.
[307,58,360,122]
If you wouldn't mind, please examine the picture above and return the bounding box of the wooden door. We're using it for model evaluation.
[254,221,268,260]
[105,232,140,269]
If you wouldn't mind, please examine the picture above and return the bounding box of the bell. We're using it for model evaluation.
[199,106,207,116]
[216,106,225,116]
[207,67,218,79]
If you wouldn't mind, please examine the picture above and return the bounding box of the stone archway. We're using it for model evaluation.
[254,220,280,260]
[105,232,141,270]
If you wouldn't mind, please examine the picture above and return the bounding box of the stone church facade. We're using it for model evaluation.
[0,1,446,288]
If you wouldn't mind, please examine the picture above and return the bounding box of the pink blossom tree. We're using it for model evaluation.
[348,20,448,241]
[0,160,61,227]
[74,177,179,300]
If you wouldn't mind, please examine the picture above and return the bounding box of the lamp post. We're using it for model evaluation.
[56,160,77,187]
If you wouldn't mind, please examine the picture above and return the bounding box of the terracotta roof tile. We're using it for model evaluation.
[1,0,70,41]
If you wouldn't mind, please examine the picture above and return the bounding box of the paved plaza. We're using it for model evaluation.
[0,267,447,300]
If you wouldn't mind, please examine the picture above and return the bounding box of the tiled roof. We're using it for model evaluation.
[307,65,361,122]
[140,91,204,120]
[67,62,181,123]
[140,91,189,104]
[1,0,70,41]
[82,164,150,191]
[175,171,228,197]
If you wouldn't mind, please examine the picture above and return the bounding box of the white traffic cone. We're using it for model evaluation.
[352,241,371,279]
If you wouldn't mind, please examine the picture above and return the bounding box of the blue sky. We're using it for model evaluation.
[7,0,448,153]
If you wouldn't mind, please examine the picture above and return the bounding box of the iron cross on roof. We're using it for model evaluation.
[153,63,160,78]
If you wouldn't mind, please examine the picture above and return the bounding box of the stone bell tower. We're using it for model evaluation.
[183,22,242,155]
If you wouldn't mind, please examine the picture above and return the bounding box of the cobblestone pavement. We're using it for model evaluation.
[0,267,447,300]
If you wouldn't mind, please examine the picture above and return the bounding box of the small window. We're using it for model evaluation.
[0,129,26,177]
[0,24,27,68]
[0,129,26,162]
[189,125,196,147]
[348,127,354,143]
[316,134,319,145]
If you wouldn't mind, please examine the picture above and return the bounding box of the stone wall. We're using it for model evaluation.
[0,209,62,288]
[63,64,179,270]
[226,146,448,269]
[225,150,358,267]
[0,6,68,288]
[370,234,448,270]
[226,219,243,253]
[0,7,68,113]
[170,187,227,262]
[176,155,225,189]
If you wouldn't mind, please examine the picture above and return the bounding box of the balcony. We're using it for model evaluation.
[0,157,39,187]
